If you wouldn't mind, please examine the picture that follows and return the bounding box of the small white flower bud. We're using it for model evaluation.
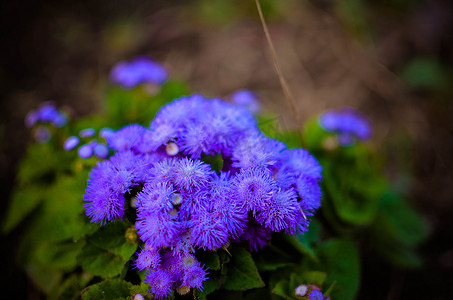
[294,284,308,297]
[166,142,179,156]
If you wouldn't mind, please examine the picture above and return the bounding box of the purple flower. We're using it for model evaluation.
[309,290,325,300]
[64,136,80,150]
[172,158,214,191]
[230,89,261,114]
[319,108,372,146]
[190,208,230,250]
[110,56,168,89]
[25,102,68,129]
[25,110,39,127]
[232,167,277,213]
[255,188,298,233]
[33,126,51,143]
[136,214,181,249]
[296,175,322,212]
[280,149,323,181]
[100,127,114,139]
[135,248,161,270]
[106,124,147,152]
[78,144,93,158]
[136,182,175,215]
[84,152,145,224]
[94,143,109,158]
[79,128,96,138]
[232,133,286,169]
[181,263,208,290]
[52,113,68,128]
[237,218,273,252]
[81,94,324,294]
[145,270,174,300]
[39,103,60,122]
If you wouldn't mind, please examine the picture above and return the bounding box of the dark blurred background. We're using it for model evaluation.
[1,0,452,298]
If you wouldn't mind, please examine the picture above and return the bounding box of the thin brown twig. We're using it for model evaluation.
[254,0,300,125]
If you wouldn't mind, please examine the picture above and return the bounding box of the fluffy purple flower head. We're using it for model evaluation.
[145,270,174,300]
[230,89,261,114]
[136,182,175,215]
[190,208,230,250]
[135,248,161,270]
[255,188,299,233]
[296,175,322,212]
[319,108,372,146]
[281,149,323,182]
[172,158,214,191]
[84,151,147,224]
[232,133,286,169]
[136,213,181,249]
[106,124,147,152]
[233,167,277,213]
[110,56,168,89]
[181,263,208,290]
[309,290,325,300]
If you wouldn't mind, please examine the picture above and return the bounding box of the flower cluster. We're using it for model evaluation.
[84,95,322,298]
[110,56,168,89]
[319,108,371,146]
[25,102,68,143]
[294,284,329,300]
[64,128,113,159]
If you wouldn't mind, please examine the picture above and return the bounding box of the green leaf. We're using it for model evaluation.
[129,282,152,298]
[375,190,428,247]
[271,279,292,300]
[89,221,137,261]
[25,262,62,294]
[200,277,223,297]
[223,247,265,291]
[318,239,360,300]
[283,220,321,261]
[81,279,133,300]
[29,174,88,242]
[77,243,129,278]
[16,143,58,185]
[253,245,293,271]
[48,273,92,300]
[73,221,99,242]
[368,190,428,268]
[302,116,330,151]
[2,184,47,233]
[300,271,326,286]
[200,154,223,174]
[200,251,221,270]
[35,240,85,271]
[323,152,387,225]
